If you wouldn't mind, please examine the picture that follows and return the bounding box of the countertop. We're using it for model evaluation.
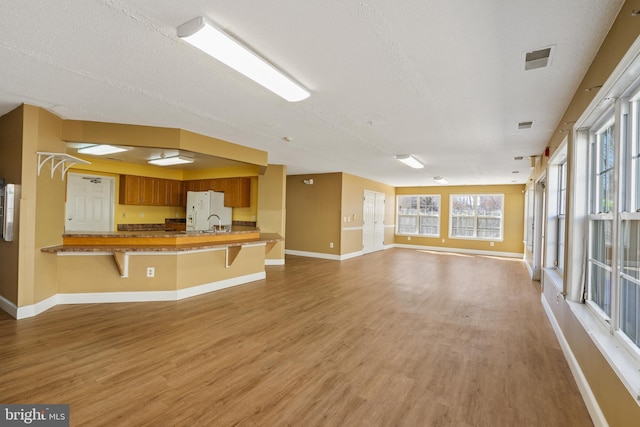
[63,225,260,238]
[42,228,283,253]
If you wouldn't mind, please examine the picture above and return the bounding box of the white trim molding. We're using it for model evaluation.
[541,295,608,427]
[3,272,265,320]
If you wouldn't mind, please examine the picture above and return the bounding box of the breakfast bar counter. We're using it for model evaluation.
[39,228,283,304]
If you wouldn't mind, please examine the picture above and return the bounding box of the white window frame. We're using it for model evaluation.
[448,194,504,241]
[395,195,440,237]
[585,94,640,360]
[556,160,567,273]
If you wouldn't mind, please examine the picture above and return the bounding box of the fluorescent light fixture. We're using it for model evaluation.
[396,155,424,169]
[77,145,128,155]
[433,176,448,184]
[177,16,310,102]
[148,155,194,166]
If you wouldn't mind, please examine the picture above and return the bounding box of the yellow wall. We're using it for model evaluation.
[286,173,342,255]
[61,120,268,167]
[0,105,24,305]
[258,165,287,260]
[286,174,523,256]
[70,158,260,226]
[533,1,640,424]
[341,173,396,255]
[395,184,525,254]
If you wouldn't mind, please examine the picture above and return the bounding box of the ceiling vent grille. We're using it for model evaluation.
[517,121,533,130]
[524,47,553,70]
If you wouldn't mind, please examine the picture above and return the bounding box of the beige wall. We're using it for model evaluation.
[396,184,525,254]
[0,105,23,305]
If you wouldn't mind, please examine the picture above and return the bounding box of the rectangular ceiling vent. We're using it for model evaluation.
[517,121,533,130]
[524,47,553,71]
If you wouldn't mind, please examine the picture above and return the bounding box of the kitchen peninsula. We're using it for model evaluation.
[41,227,281,304]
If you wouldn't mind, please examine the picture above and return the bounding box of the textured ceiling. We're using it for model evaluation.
[0,0,625,186]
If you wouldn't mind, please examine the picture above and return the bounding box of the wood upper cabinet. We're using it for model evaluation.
[121,176,251,207]
[120,175,154,205]
[119,175,182,206]
[223,177,250,207]
[183,177,250,207]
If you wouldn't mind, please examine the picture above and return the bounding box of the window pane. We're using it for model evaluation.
[477,195,502,217]
[451,195,475,215]
[419,216,438,235]
[558,162,567,215]
[621,220,640,280]
[477,217,501,238]
[451,216,474,237]
[397,215,417,234]
[557,216,566,272]
[592,220,613,267]
[598,125,615,213]
[621,277,640,347]
[590,263,612,317]
[398,196,418,214]
[419,196,439,214]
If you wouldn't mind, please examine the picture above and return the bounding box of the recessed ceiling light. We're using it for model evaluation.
[396,155,424,169]
[148,155,194,166]
[77,145,128,155]
[177,17,310,102]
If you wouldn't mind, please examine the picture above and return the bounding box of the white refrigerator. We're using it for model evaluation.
[185,191,232,231]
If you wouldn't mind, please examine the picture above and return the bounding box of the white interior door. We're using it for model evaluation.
[363,190,385,254]
[65,173,114,232]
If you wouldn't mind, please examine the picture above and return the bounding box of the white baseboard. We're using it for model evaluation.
[286,245,523,261]
[2,272,266,320]
[285,249,342,260]
[541,294,608,427]
[265,258,285,265]
[393,243,523,258]
[0,295,18,318]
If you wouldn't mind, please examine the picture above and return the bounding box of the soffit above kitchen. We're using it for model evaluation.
[0,0,626,186]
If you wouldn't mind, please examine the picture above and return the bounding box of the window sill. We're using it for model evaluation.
[567,300,640,406]
[543,267,564,293]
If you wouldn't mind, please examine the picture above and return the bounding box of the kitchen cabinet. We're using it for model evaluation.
[155,178,182,207]
[122,176,251,208]
[184,178,250,207]
[120,175,182,206]
[223,177,250,207]
[120,175,155,205]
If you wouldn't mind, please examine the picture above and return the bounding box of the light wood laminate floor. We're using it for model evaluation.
[0,249,591,426]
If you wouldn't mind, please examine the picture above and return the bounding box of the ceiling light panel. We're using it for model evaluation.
[148,155,194,166]
[177,17,310,102]
[77,145,128,155]
[396,155,424,169]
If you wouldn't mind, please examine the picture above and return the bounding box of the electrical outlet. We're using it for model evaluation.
[140,212,145,218]
[407,236,411,241]
[442,239,445,243]
[490,241,495,247]
[329,242,334,248]
[146,267,155,278]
